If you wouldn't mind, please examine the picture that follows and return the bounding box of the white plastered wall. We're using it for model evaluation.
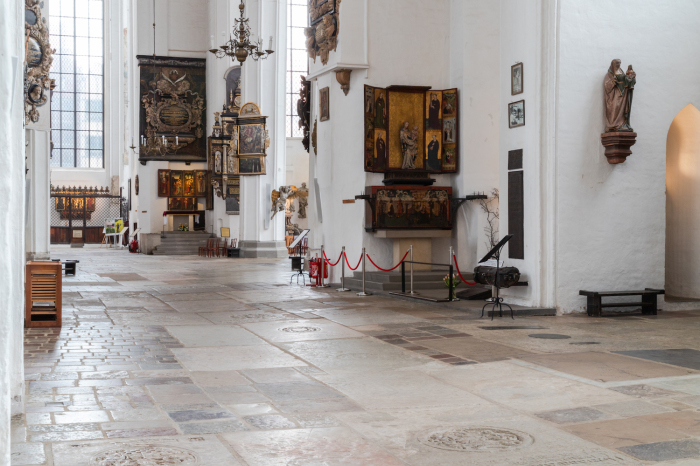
[550,0,700,313]
[1,0,27,459]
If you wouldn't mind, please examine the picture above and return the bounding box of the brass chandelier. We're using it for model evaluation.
[209,0,274,63]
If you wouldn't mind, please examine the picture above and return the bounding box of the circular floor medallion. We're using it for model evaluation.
[280,326,321,333]
[90,444,198,466]
[528,333,571,339]
[419,426,534,452]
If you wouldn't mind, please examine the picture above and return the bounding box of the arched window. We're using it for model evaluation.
[286,0,307,137]
[50,0,104,168]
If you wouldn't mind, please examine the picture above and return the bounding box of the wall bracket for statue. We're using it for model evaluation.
[137,56,207,164]
[601,59,637,164]
[305,0,341,65]
[24,0,55,125]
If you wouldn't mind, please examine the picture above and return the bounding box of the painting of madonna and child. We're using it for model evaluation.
[364,86,458,174]
[370,186,452,230]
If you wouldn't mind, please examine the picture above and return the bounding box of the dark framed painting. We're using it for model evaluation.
[367,186,452,231]
[157,169,170,197]
[168,197,196,211]
[238,124,265,155]
[511,62,523,95]
[319,87,329,121]
[508,100,525,128]
[170,171,184,197]
[183,171,195,197]
[195,171,208,197]
[237,156,265,175]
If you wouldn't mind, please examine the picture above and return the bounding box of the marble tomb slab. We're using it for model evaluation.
[166,325,266,347]
[171,346,306,371]
[242,319,365,343]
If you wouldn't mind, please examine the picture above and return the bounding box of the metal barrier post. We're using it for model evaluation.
[449,263,454,302]
[318,244,329,288]
[401,261,406,294]
[356,248,372,296]
[409,245,417,295]
[337,246,350,292]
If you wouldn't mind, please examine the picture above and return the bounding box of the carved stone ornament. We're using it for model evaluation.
[89,444,198,466]
[305,0,341,65]
[24,0,55,125]
[419,427,534,452]
[335,69,351,96]
[297,76,311,151]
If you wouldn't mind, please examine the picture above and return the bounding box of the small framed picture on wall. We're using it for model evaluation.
[508,100,525,128]
[511,62,523,95]
[319,87,330,121]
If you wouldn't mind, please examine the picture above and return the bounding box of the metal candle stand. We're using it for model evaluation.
[479,234,515,320]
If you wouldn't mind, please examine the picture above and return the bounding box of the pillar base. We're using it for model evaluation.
[601,131,637,164]
[239,240,288,258]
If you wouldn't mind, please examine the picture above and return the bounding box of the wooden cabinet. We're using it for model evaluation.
[25,261,62,328]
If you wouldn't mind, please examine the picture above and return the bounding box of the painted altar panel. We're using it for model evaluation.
[368,186,452,230]
[157,170,170,197]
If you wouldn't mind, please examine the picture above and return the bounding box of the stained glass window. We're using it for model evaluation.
[286,0,308,137]
[50,0,104,168]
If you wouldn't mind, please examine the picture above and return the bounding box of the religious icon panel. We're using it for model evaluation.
[364,85,458,174]
[364,186,453,231]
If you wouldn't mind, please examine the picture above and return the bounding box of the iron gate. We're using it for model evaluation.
[50,192,127,244]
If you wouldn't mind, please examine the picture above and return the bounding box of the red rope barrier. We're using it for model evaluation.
[366,250,410,272]
[452,254,477,285]
[323,250,343,267]
[344,252,362,271]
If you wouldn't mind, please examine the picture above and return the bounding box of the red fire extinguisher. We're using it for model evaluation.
[308,258,328,286]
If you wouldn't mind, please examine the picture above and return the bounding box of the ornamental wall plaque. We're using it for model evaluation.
[24,0,55,125]
[137,56,207,164]
[305,0,341,65]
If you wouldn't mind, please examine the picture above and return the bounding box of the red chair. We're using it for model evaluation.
[218,238,228,257]
[205,238,217,258]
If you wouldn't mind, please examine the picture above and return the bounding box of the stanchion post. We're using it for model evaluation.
[318,244,329,288]
[337,246,350,292]
[449,263,454,302]
[409,245,417,295]
[356,247,372,296]
[401,261,406,294]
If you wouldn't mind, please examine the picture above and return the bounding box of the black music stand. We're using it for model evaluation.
[289,229,310,285]
[479,234,514,320]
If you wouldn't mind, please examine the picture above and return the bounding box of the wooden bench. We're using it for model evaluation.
[579,288,665,316]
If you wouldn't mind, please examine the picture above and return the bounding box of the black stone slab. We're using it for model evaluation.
[479,326,547,330]
[529,334,571,339]
[508,170,524,259]
[619,439,700,462]
[613,349,700,371]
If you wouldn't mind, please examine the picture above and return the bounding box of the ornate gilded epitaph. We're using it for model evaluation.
[138,56,207,163]
[24,0,55,124]
[305,0,341,65]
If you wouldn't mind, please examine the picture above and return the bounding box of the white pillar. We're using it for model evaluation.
[0,0,28,460]
[237,0,288,257]
[25,127,51,261]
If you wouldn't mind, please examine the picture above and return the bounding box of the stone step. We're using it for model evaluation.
[351,270,473,283]
[343,277,450,292]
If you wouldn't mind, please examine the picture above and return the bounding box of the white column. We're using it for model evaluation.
[238,0,288,257]
[0,0,28,460]
[25,127,51,261]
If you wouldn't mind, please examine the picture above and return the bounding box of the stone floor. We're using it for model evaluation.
[11,246,700,465]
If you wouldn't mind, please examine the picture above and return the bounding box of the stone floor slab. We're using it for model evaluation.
[519,351,694,382]
[563,417,689,449]
[614,349,700,371]
[171,346,306,371]
[619,439,700,462]
[242,319,365,343]
[221,427,404,465]
[10,442,46,466]
[166,325,266,347]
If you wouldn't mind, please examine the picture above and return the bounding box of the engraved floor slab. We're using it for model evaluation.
[563,418,690,449]
[416,336,535,363]
[613,349,700,371]
[51,435,243,466]
[242,319,365,343]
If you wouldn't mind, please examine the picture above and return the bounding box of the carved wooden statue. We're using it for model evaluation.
[601,58,637,164]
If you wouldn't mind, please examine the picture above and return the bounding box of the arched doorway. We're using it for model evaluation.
[665,104,700,300]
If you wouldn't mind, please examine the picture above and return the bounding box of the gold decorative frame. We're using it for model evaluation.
[24,0,55,124]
